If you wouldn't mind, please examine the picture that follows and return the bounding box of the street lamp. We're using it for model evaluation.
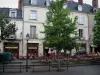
[66,50,70,70]
[26,33,30,72]
[80,37,85,51]
[88,35,92,54]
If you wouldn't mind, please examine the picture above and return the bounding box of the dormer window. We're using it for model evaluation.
[31,0,37,5]
[9,10,17,18]
[78,5,82,11]
[45,0,53,6]
[63,4,67,9]
[93,8,97,13]
[11,12,16,18]
[46,0,50,6]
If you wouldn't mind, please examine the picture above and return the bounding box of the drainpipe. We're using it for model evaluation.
[87,13,90,54]
[22,6,25,56]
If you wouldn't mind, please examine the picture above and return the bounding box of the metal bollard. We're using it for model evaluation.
[48,61,51,71]
[3,60,5,73]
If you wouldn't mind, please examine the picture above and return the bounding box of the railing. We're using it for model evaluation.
[0,61,23,73]
[1,55,100,73]
[30,34,38,39]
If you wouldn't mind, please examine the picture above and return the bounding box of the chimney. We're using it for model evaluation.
[69,0,73,1]
[92,0,98,8]
[18,0,22,9]
[78,0,83,5]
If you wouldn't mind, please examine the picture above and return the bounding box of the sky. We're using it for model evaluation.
[0,0,99,8]
[0,0,18,8]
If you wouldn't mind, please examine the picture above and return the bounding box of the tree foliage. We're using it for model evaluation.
[0,14,18,40]
[93,11,100,47]
[43,0,77,52]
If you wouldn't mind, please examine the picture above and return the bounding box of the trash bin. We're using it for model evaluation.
[0,52,13,64]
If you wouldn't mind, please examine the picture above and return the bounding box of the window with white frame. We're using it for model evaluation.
[9,11,16,18]
[78,16,84,25]
[79,29,83,38]
[30,10,37,20]
[30,26,36,39]
[11,12,16,17]
[31,0,37,5]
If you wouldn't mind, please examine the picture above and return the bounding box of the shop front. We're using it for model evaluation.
[27,43,38,59]
[90,45,97,53]
[4,42,19,59]
[44,47,49,56]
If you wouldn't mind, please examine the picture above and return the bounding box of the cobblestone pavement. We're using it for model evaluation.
[1,65,100,75]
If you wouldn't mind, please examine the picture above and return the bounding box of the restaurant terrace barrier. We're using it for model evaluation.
[0,61,23,73]
[0,55,100,73]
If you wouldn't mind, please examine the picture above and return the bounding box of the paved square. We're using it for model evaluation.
[1,65,100,75]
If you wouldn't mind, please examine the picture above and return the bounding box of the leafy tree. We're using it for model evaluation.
[93,11,100,49]
[42,0,77,53]
[0,14,18,40]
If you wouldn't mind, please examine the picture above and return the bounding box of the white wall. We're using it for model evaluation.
[71,12,89,40]
[23,22,45,39]
[23,6,89,41]
[23,6,48,39]
[10,19,23,39]
[22,6,89,56]
[24,6,48,23]
[10,19,23,56]
[21,6,48,56]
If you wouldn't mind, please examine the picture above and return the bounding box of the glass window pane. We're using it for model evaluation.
[78,16,84,25]
[11,12,16,18]
[31,0,37,5]
[79,29,83,38]
[30,26,36,38]
[30,10,37,19]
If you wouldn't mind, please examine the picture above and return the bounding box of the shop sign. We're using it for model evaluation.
[5,47,18,49]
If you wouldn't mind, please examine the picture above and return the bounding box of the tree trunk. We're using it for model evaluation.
[57,51,60,71]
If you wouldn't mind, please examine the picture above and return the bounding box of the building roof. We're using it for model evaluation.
[0,0,99,20]
[23,0,46,6]
[0,8,9,15]
[16,9,22,19]
[67,1,93,13]
[0,8,22,19]
[23,0,99,13]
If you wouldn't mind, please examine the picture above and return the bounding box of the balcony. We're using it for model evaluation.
[6,34,16,40]
[30,34,38,39]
